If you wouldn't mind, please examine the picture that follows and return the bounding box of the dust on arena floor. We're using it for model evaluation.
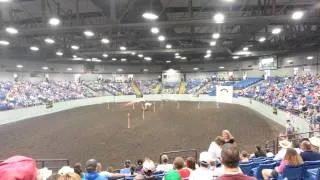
[0,101,284,167]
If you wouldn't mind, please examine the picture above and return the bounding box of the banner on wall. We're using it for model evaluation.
[216,86,233,103]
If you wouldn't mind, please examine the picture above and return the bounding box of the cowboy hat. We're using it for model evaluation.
[279,140,292,149]
[309,136,320,148]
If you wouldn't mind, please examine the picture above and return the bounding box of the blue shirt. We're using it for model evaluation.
[120,167,131,174]
[301,151,320,162]
[82,172,108,180]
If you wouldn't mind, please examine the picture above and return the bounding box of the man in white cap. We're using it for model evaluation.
[156,154,173,172]
[189,151,214,180]
[273,140,292,161]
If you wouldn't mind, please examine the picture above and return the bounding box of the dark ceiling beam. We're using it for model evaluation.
[4,15,320,36]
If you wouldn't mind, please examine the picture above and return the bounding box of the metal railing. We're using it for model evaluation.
[159,149,198,163]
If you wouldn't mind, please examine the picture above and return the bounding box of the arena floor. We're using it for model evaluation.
[0,101,284,168]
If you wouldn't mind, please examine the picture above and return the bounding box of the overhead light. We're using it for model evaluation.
[102,53,108,58]
[42,67,48,70]
[166,60,171,63]
[117,68,123,72]
[143,69,149,72]
[138,54,144,58]
[67,68,72,71]
[16,64,23,68]
[86,59,92,62]
[204,54,211,58]
[112,58,117,61]
[71,45,79,50]
[214,13,225,23]
[307,56,314,60]
[144,57,152,61]
[142,12,159,20]
[181,57,187,60]
[0,40,10,46]
[243,47,249,51]
[175,56,181,59]
[84,30,94,37]
[224,0,234,2]
[212,33,220,39]
[219,66,225,69]
[92,58,101,62]
[151,27,159,34]
[5,27,18,34]
[56,51,63,56]
[30,46,39,51]
[235,51,252,55]
[101,38,110,44]
[131,52,136,55]
[287,60,293,63]
[44,38,55,44]
[292,11,304,20]
[259,37,266,42]
[158,35,165,41]
[174,53,180,56]
[48,17,61,26]
[73,57,83,61]
[120,46,126,51]
[166,44,172,49]
[210,41,216,46]
[193,67,199,71]
[272,28,281,34]
[206,50,212,54]
[232,56,239,59]
[0,0,12,2]
[72,55,78,58]
[121,58,127,62]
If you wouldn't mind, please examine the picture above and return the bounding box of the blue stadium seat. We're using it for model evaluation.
[240,163,254,176]
[277,164,304,180]
[252,162,277,180]
[305,168,320,180]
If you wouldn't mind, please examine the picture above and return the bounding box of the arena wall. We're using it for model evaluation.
[0,95,309,134]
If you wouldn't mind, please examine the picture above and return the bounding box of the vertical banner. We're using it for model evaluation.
[216,86,233,103]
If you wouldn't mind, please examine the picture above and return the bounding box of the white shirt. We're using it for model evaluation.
[266,152,274,158]
[208,141,221,160]
[189,167,214,180]
[274,148,287,160]
[156,164,173,172]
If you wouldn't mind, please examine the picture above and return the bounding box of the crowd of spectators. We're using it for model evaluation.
[135,80,158,95]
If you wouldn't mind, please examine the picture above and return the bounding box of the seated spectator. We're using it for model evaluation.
[189,151,214,180]
[254,146,266,158]
[0,155,38,180]
[208,136,225,160]
[136,159,144,173]
[222,130,235,144]
[82,159,107,180]
[73,163,83,177]
[141,158,156,178]
[58,166,75,176]
[273,140,292,160]
[186,157,197,171]
[163,169,181,180]
[173,156,190,179]
[309,136,320,151]
[262,148,303,180]
[134,174,146,180]
[217,144,255,180]
[156,155,173,172]
[240,151,250,163]
[57,172,81,180]
[265,148,274,158]
[300,140,320,161]
[98,162,128,179]
[120,160,131,174]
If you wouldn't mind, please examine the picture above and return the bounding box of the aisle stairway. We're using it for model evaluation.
[178,81,186,94]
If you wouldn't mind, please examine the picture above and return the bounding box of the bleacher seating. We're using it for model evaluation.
[233,78,262,89]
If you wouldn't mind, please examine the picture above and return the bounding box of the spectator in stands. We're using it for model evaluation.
[156,155,173,172]
[208,136,225,160]
[120,160,131,174]
[73,163,83,177]
[58,166,75,176]
[136,159,144,173]
[173,156,190,179]
[254,145,266,158]
[273,140,292,160]
[186,157,197,171]
[189,151,214,180]
[98,162,128,179]
[82,159,107,180]
[0,155,38,180]
[163,169,182,180]
[262,148,303,180]
[265,148,274,158]
[222,130,235,144]
[300,140,320,161]
[141,158,156,178]
[240,151,250,163]
[57,173,81,180]
[217,144,255,180]
[309,136,320,151]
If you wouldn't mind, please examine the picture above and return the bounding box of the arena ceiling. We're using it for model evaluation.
[0,0,319,66]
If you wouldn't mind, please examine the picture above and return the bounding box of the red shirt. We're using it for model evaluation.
[179,168,191,178]
[217,174,257,180]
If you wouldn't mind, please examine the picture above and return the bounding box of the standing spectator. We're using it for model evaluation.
[120,160,131,174]
[273,140,292,160]
[262,148,303,180]
[217,144,255,180]
[189,152,214,180]
[208,136,225,160]
[254,146,266,158]
[156,155,173,172]
[82,159,107,180]
[173,156,190,179]
[222,130,235,144]
[300,140,320,161]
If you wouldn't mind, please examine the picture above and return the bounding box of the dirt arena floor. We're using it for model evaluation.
[0,101,284,168]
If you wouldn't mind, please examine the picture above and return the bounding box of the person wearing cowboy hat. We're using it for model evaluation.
[274,140,293,161]
[309,136,320,151]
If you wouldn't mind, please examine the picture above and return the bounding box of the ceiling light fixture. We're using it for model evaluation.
[232,56,239,59]
[144,57,152,61]
[56,51,63,56]
[204,54,211,58]
[0,40,10,46]
[0,0,12,2]
[42,67,48,70]
[151,27,160,34]
[72,55,78,59]
[101,38,110,44]
[243,47,249,51]
[287,60,293,63]
[131,52,136,55]
[142,12,159,20]
[102,53,108,58]
[212,33,220,39]
[121,58,127,62]
[292,11,304,20]
[272,28,282,35]
[166,60,171,63]
[111,58,117,61]
[120,46,127,51]
[219,66,225,69]
[166,44,172,49]
[206,50,212,54]
[67,68,72,71]
[30,46,39,51]
[259,37,266,42]
[5,27,18,34]
[143,69,149,72]
[44,38,55,44]
[16,64,23,68]
[181,57,187,60]
[117,68,123,72]
[175,56,181,59]
[214,13,225,23]
[193,67,199,71]
[84,30,94,37]
[158,35,165,41]
[174,53,180,56]
[48,17,61,26]
[138,54,144,58]
[307,56,314,60]
[210,41,216,46]
[71,45,79,50]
